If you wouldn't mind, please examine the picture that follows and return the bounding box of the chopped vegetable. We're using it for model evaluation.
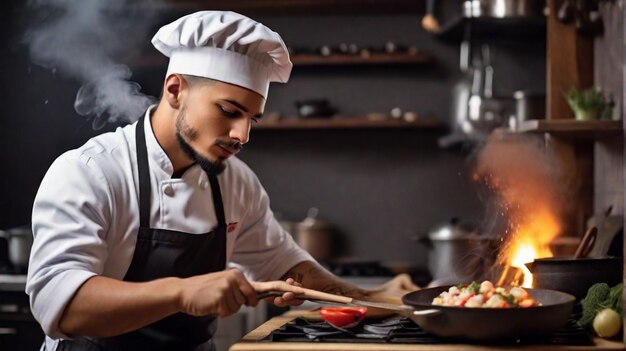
[579,283,623,329]
[320,307,368,328]
[432,280,539,308]
[593,308,621,338]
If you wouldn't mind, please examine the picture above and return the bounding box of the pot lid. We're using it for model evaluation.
[297,207,332,230]
[428,218,476,240]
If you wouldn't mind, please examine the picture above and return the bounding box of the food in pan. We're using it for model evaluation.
[431,280,539,308]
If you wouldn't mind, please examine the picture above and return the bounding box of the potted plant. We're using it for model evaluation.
[564,87,613,121]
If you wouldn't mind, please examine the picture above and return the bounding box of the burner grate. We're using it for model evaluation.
[267,316,594,345]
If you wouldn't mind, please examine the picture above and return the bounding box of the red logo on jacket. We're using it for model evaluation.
[227,222,238,233]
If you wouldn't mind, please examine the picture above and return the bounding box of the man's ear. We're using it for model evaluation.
[163,74,187,109]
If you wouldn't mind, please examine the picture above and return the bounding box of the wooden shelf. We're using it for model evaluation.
[517,119,623,139]
[252,116,445,130]
[434,16,546,41]
[156,0,426,15]
[290,53,432,66]
[132,52,432,69]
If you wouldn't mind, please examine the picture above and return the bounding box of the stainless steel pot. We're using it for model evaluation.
[465,0,546,18]
[295,208,334,262]
[0,226,33,270]
[514,90,546,123]
[418,218,491,285]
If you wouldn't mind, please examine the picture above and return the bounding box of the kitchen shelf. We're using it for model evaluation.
[434,16,546,41]
[517,119,623,139]
[155,0,426,15]
[290,53,432,66]
[252,116,445,130]
[132,52,432,69]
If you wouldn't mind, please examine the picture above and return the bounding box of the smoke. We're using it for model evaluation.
[472,133,577,239]
[24,0,161,129]
[471,132,581,285]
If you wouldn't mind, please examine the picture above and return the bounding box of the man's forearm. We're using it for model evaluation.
[281,261,367,298]
[59,276,181,337]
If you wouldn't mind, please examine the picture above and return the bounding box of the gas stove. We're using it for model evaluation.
[265,316,594,346]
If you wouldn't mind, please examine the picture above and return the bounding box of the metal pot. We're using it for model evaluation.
[465,0,546,18]
[525,257,623,299]
[418,218,489,285]
[513,90,545,127]
[295,208,334,262]
[294,99,336,118]
[0,226,33,270]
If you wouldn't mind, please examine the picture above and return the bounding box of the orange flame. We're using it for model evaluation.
[502,207,559,287]
[474,134,564,288]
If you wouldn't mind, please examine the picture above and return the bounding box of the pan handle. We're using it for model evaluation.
[412,309,442,317]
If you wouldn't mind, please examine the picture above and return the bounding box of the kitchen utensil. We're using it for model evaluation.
[421,0,441,33]
[586,209,623,258]
[513,90,545,126]
[416,218,492,285]
[295,99,336,118]
[573,226,597,258]
[258,284,574,340]
[295,208,334,262]
[525,257,623,299]
[256,287,420,312]
[401,285,575,340]
[557,0,575,23]
[466,0,546,18]
[0,226,33,271]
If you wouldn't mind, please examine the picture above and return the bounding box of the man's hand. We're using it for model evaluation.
[252,279,306,307]
[177,269,259,317]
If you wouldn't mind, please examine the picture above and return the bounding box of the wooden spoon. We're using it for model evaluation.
[574,226,598,259]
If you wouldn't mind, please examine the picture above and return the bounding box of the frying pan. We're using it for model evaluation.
[401,285,575,340]
[258,284,575,340]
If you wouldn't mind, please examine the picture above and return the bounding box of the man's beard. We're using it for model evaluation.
[175,110,226,175]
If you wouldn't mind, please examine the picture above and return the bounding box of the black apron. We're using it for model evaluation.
[57,116,227,351]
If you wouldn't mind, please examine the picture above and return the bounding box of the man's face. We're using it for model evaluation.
[175,80,265,174]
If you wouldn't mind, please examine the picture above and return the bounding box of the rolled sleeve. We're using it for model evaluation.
[27,152,112,339]
[228,174,313,282]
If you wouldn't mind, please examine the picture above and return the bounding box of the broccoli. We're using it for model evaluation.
[579,283,623,328]
[607,283,623,316]
[580,283,611,327]
[468,281,481,294]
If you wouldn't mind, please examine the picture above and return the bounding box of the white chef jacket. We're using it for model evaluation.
[26,107,313,346]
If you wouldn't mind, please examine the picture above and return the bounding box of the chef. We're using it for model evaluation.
[26,10,418,351]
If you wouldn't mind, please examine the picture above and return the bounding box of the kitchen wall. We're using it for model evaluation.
[0,2,546,269]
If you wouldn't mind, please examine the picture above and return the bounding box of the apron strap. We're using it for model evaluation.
[208,175,226,227]
[135,116,151,228]
[135,114,227,230]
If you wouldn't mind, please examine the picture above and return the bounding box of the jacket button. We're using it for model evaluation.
[164,185,174,196]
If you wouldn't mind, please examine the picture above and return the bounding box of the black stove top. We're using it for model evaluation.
[266,316,594,346]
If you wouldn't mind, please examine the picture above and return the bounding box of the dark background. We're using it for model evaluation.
[0,1,546,268]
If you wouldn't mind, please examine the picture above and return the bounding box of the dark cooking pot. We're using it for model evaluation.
[295,99,336,118]
[525,257,623,299]
[402,285,575,340]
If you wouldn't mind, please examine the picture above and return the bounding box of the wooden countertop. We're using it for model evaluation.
[229,310,626,351]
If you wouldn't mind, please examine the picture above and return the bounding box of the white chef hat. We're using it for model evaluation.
[151,11,292,98]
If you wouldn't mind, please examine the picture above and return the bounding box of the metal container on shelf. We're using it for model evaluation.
[464,0,546,18]
[0,226,33,271]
